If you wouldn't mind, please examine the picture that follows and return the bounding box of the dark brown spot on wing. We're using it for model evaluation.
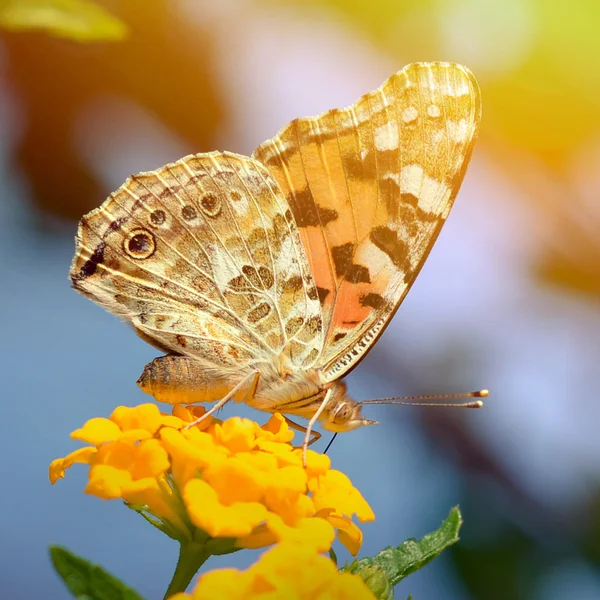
[176,335,188,348]
[182,205,198,221]
[316,287,330,302]
[333,332,347,342]
[258,266,274,289]
[346,264,371,284]
[76,242,106,280]
[370,226,410,276]
[285,316,304,337]
[200,193,221,217]
[331,243,353,276]
[107,217,127,233]
[360,292,386,310]
[228,275,253,292]
[150,209,166,225]
[283,275,304,294]
[288,188,338,228]
[124,229,156,260]
[331,243,371,284]
[242,265,263,288]
[247,302,271,323]
[401,192,419,208]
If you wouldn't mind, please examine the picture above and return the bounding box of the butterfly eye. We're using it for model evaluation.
[124,229,156,260]
[331,402,353,424]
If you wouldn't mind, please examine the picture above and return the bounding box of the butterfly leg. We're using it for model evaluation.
[184,370,261,430]
[301,388,334,467]
[282,416,322,447]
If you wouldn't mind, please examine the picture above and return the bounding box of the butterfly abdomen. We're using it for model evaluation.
[137,355,245,405]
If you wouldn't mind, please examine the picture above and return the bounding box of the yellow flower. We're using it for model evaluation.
[50,404,374,555]
[169,542,376,600]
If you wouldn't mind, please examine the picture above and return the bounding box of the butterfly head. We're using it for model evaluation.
[321,383,378,433]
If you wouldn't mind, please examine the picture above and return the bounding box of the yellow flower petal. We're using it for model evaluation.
[184,569,253,600]
[328,571,377,599]
[258,413,295,443]
[264,513,335,553]
[183,479,267,538]
[116,429,154,443]
[70,418,121,445]
[252,543,375,599]
[110,403,165,434]
[212,417,258,453]
[129,439,170,480]
[204,457,266,504]
[235,523,278,550]
[311,469,375,522]
[161,427,227,486]
[86,464,132,499]
[172,405,215,431]
[49,447,96,483]
[320,510,364,556]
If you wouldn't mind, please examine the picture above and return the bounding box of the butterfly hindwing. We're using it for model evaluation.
[253,62,481,381]
[69,152,324,373]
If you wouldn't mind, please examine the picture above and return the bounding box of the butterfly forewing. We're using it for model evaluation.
[69,152,324,373]
[253,62,481,381]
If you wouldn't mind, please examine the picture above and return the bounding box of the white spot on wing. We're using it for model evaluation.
[374,121,399,151]
[447,119,469,142]
[400,164,451,214]
[402,106,418,123]
[446,79,471,97]
[400,164,424,197]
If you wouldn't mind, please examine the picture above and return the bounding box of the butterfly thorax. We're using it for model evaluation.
[250,363,376,433]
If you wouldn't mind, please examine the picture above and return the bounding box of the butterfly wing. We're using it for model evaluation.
[253,62,481,382]
[70,152,324,374]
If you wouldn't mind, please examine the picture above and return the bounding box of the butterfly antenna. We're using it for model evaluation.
[323,433,338,455]
[360,389,488,409]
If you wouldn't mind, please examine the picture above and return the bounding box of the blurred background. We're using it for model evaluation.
[2,1,600,598]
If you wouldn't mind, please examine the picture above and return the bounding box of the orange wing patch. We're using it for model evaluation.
[253,63,481,381]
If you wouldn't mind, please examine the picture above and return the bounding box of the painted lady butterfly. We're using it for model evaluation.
[70,62,482,455]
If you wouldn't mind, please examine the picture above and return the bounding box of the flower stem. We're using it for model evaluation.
[164,541,211,599]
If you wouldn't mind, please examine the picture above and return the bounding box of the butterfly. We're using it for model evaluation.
[70,62,482,458]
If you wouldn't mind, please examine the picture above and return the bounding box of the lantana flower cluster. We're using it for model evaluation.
[171,541,376,600]
[50,403,374,556]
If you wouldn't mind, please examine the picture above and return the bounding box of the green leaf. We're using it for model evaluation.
[353,563,393,600]
[49,546,144,600]
[347,507,462,588]
[0,0,128,41]
[329,546,338,566]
